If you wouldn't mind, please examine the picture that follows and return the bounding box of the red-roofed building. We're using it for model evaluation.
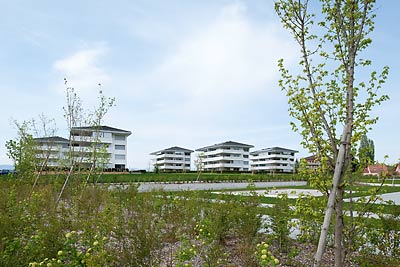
[303,155,321,170]
[394,163,400,176]
[363,164,388,176]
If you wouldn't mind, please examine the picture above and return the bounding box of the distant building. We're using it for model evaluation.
[196,141,253,172]
[363,163,388,176]
[34,126,131,170]
[302,155,321,170]
[250,147,298,173]
[395,163,400,176]
[34,136,69,167]
[70,126,132,170]
[150,146,193,172]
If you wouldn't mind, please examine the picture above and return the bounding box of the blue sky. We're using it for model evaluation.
[1,0,399,169]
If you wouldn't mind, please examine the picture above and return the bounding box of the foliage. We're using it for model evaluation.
[267,193,292,252]
[1,179,400,266]
[274,0,390,265]
[5,121,37,180]
[293,194,327,244]
[358,134,375,168]
[255,241,279,267]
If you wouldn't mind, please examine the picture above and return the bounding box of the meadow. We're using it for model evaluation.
[0,173,398,266]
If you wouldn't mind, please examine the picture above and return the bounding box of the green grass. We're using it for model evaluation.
[83,172,303,183]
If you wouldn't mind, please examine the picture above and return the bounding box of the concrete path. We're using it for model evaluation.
[134,181,307,192]
[346,192,400,205]
[358,182,400,187]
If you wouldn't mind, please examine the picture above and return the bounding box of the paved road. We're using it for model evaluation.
[135,181,307,192]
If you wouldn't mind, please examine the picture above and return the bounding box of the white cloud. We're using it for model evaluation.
[53,43,110,99]
[150,1,296,109]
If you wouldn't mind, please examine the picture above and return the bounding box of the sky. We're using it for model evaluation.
[1,0,399,170]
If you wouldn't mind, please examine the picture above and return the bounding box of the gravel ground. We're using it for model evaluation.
[157,239,359,267]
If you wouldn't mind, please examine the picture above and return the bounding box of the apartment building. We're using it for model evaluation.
[34,126,131,170]
[196,141,253,172]
[250,147,298,173]
[34,136,69,167]
[150,146,193,172]
[70,126,131,170]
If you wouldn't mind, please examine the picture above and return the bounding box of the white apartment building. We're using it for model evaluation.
[70,126,131,170]
[196,141,253,172]
[150,146,193,172]
[34,126,131,170]
[250,147,298,173]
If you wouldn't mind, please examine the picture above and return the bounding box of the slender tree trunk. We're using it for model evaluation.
[334,185,345,267]
[314,123,350,267]
[56,163,74,207]
[30,156,49,198]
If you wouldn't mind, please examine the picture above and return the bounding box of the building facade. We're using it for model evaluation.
[363,164,388,176]
[70,126,131,170]
[250,147,298,173]
[34,126,131,170]
[302,155,321,171]
[196,141,253,172]
[150,146,193,172]
[34,136,69,167]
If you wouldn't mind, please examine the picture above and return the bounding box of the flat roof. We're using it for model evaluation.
[34,136,69,143]
[196,141,254,151]
[250,147,299,155]
[150,146,193,155]
[71,125,131,135]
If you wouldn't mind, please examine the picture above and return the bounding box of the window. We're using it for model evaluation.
[115,154,126,160]
[114,135,125,141]
[115,145,125,150]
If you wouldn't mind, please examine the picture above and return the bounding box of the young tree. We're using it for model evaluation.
[274,1,389,266]
[30,115,58,196]
[5,120,37,180]
[57,80,115,206]
[195,152,205,181]
[358,134,374,168]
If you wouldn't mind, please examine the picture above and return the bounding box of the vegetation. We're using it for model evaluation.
[275,0,389,266]
[0,177,398,267]
[358,135,375,168]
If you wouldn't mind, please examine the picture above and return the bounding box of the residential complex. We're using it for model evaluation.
[196,141,253,172]
[150,146,193,172]
[250,147,298,173]
[34,126,131,170]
